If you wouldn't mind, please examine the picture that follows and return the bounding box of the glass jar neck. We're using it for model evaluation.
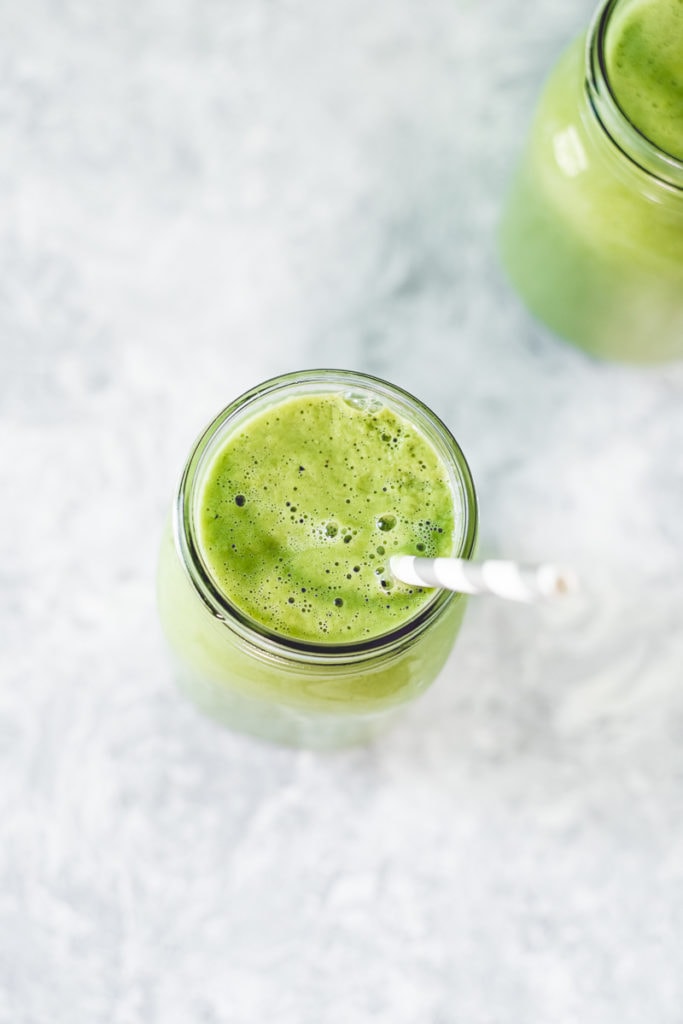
[175,369,478,666]
[586,0,683,191]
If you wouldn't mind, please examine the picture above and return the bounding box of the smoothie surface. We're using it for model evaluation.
[606,0,683,159]
[196,391,458,643]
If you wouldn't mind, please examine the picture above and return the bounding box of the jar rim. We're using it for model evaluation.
[173,369,479,664]
[586,0,683,191]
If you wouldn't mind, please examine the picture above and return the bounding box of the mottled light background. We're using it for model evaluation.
[2,0,683,1021]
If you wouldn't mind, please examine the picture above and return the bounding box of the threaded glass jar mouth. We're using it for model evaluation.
[173,369,478,665]
[586,0,683,191]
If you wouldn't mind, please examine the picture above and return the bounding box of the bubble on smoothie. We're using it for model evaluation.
[377,515,396,532]
[343,391,383,413]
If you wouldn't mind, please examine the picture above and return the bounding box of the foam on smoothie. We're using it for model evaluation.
[196,391,457,644]
[606,0,683,160]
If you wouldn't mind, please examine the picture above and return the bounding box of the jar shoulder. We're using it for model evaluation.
[522,37,683,260]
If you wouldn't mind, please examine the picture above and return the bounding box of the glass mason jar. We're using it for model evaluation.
[157,370,478,748]
[499,0,683,363]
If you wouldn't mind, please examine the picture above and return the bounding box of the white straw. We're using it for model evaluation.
[389,555,579,603]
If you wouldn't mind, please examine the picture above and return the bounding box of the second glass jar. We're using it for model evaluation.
[499,0,683,363]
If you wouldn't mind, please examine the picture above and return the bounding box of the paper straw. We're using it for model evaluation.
[389,555,579,603]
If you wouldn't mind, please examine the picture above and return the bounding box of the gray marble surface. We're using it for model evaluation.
[3,0,683,1021]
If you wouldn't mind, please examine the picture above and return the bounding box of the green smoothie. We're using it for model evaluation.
[197,392,455,645]
[157,371,478,747]
[499,0,683,362]
[606,0,683,159]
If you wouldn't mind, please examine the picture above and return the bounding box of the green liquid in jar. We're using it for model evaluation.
[499,0,683,362]
[196,391,456,644]
[606,0,683,160]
